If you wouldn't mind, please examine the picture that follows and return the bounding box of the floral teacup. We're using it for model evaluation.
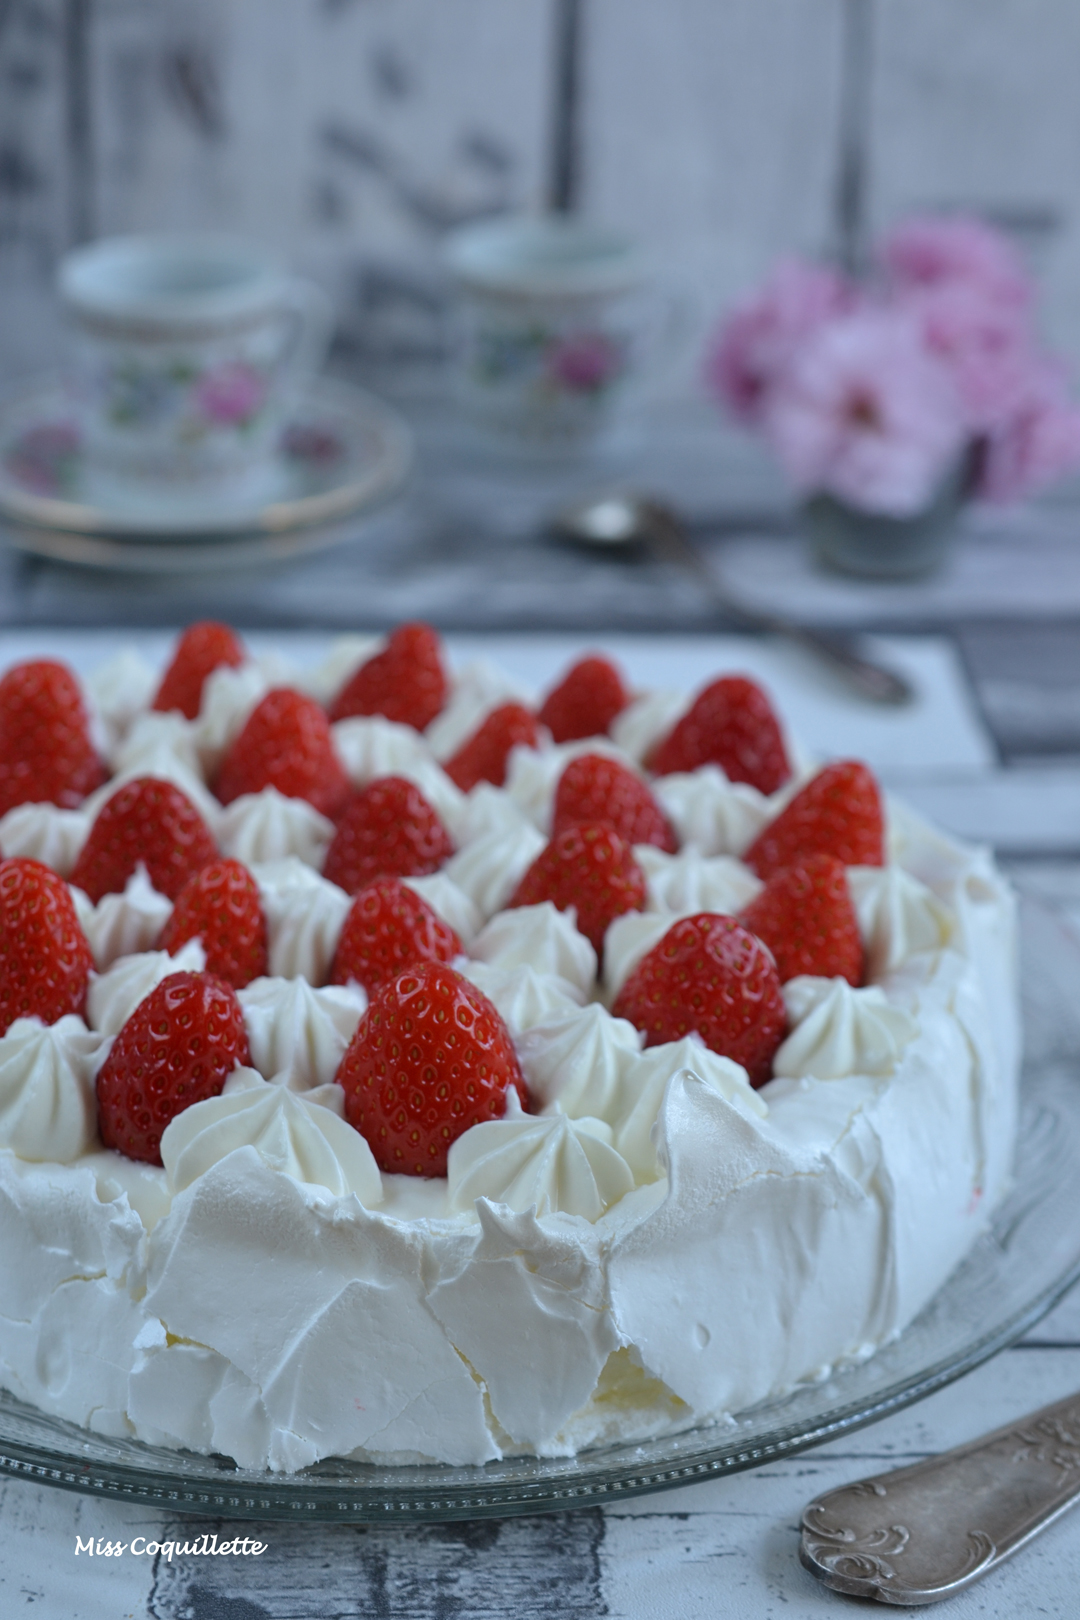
[443,216,657,454]
[59,235,332,502]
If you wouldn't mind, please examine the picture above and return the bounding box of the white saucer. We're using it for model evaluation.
[0,375,412,551]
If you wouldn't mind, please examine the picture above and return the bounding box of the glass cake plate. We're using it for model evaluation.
[1,895,1078,1523]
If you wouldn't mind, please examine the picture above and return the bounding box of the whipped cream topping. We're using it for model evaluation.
[72,863,173,970]
[0,802,91,877]
[113,710,203,781]
[296,634,381,707]
[636,845,762,914]
[84,648,158,757]
[83,1148,171,1229]
[608,1068,881,1417]
[469,902,597,994]
[448,1092,634,1220]
[238,977,366,1090]
[426,1200,623,1456]
[162,1068,383,1203]
[87,940,207,1038]
[424,659,532,761]
[454,782,528,846]
[516,1004,641,1120]
[217,788,334,870]
[610,690,687,763]
[139,1150,498,1469]
[401,873,482,946]
[455,961,585,1032]
[886,794,973,892]
[331,714,433,785]
[188,662,269,774]
[848,864,954,980]
[444,795,546,919]
[602,910,690,999]
[0,1016,103,1163]
[653,767,771,857]
[251,858,351,983]
[773,975,918,1081]
[614,1037,767,1180]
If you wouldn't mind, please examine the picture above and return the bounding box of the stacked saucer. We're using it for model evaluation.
[0,376,411,573]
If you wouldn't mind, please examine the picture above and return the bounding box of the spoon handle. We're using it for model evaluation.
[641,504,915,707]
[780,625,916,706]
[800,1385,1080,1604]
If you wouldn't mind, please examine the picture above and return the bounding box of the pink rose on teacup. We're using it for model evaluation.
[194,361,268,428]
[547,332,624,395]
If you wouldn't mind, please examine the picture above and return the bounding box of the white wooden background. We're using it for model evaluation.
[3,0,1080,395]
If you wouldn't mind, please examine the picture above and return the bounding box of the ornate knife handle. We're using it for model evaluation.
[800,1386,1080,1605]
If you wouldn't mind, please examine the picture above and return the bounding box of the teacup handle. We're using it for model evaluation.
[280,278,334,398]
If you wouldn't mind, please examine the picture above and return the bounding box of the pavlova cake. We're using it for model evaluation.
[0,622,1019,1472]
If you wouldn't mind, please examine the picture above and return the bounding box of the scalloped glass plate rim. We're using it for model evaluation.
[0,898,1077,1523]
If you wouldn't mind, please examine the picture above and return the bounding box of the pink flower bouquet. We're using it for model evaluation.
[707,216,1080,572]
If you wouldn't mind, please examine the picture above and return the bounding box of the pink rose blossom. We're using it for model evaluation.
[195,362,267,426]
[762,309,966,517]
[705,215,1080,515]
[900,280,1035,433]
[707,258,854,425]
[878,214,1033,311]
[975,357,1080,503]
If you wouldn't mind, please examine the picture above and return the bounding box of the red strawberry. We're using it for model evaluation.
[0,660,105,816]
[336,961,522,1177]
[508,823,646,956]
[538,655,630,743]
[553,753,676,852]
[744,760,884,880]
[330,878,462,993]
[329,622,448,731]
[0,858,93,1036]
[323,777,454,896]
[612,913,785,1086]
[214,688,349,819]
[444,703,539,792]
[152,621,245,721]
[70,777,217,903]
[739,854,863,985]
[95,971,250,1165]
[648,674,791,794]
[157,858,268,989]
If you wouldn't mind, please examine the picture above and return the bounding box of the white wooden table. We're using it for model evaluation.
[0,635,1077,1618]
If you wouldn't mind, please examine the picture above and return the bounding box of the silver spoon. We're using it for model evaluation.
[552,492,915,707]
[800,1382,1080,1603]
